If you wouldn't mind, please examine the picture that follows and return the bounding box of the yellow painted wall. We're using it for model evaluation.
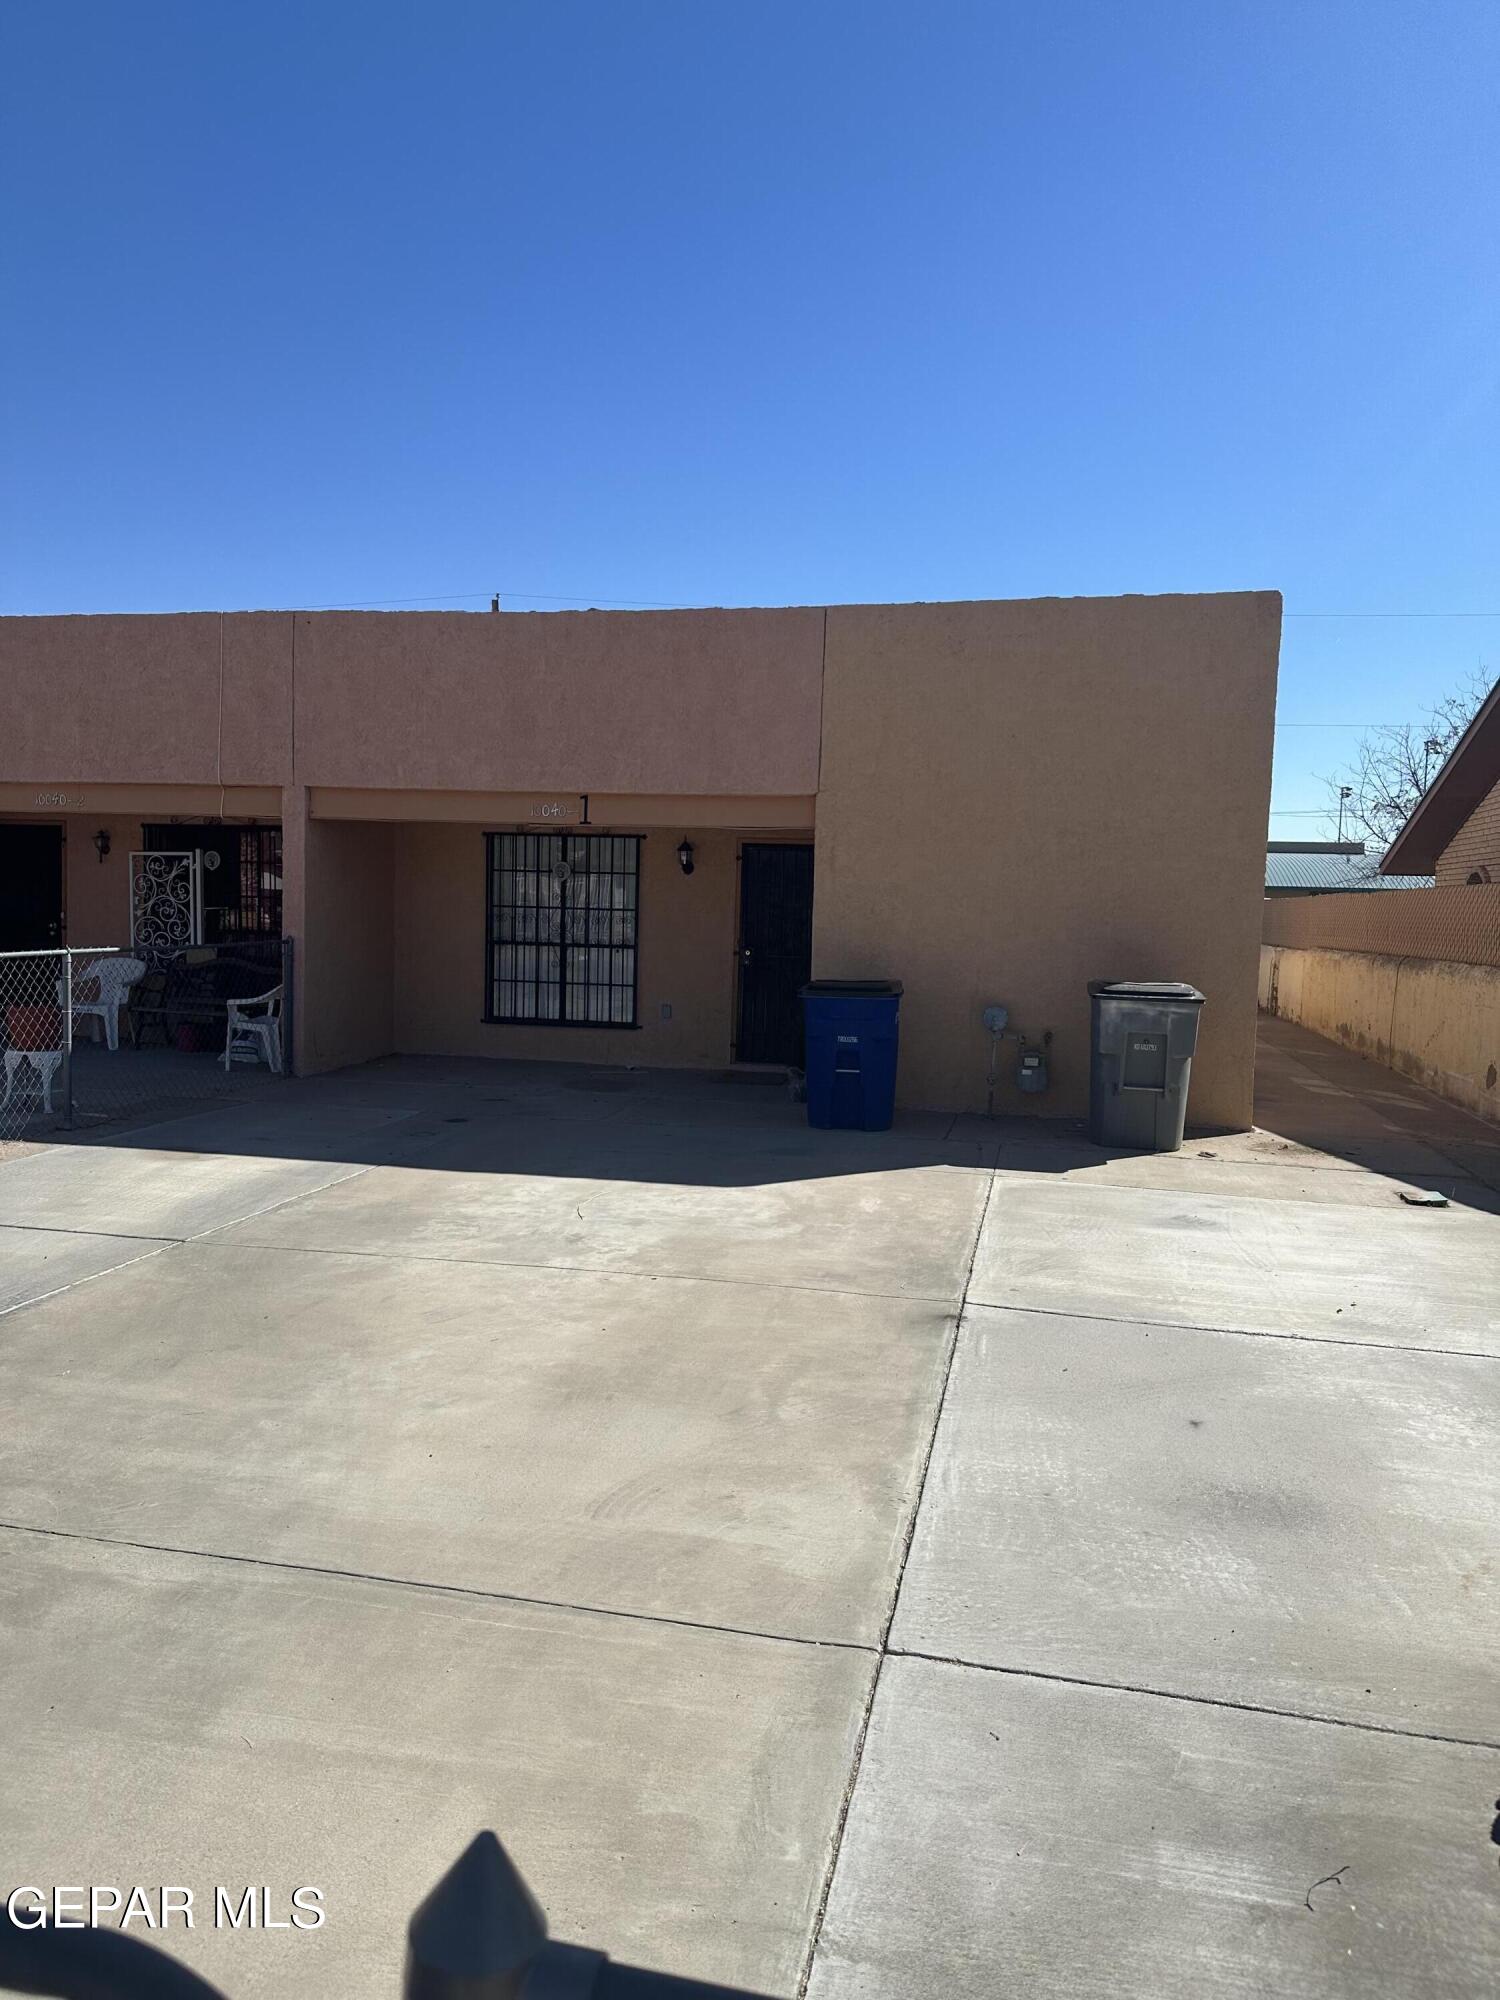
[812,593,1281,1125]
[1259,944,1500,1125]
[393,822,744,1069]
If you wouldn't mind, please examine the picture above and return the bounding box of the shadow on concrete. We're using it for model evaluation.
[15,1050,1044,1189]
[7,1018,1497,1209]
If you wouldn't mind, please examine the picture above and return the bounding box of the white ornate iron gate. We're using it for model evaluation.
[129,849,203,961]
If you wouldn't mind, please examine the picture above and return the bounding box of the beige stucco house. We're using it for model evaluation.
[0,590,1281,1126]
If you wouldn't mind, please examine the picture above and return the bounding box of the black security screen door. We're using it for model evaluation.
[736,843,814,1065]
[0,823,64,950]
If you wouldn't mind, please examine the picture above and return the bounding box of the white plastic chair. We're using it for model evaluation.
[72,955,146,1051]
[224,983,283,1073]
[2,975,66,1115]
[1,1048,62,1114]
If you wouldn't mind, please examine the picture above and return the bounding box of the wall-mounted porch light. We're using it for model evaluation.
[92,828,111,864]
[676,838,695,877]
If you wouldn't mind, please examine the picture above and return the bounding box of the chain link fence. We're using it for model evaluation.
[0,941,293,1149]
[1262,882,1500,966]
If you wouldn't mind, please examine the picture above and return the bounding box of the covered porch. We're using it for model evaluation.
[286,787,817,1080]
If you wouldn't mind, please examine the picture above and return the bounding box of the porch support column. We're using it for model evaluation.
[280,784,397,1077]
[280,782,311,1074]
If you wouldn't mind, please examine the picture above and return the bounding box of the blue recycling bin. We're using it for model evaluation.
[800,980,903,1130]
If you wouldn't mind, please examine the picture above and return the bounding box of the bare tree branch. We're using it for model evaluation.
[1320,668,1491,852]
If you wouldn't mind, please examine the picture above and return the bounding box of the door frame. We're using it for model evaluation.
[732,836,815,1066]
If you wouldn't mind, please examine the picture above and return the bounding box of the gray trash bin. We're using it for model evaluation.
[1088,980,1205,1152]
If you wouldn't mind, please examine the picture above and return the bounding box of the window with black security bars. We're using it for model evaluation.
[143,823,283,939]
[485,832,640,1026]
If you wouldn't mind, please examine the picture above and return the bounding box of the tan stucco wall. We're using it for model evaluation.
[812,593,1281,1126]
[394,822,740,1069]
[63,817,133,949]
[310,789,814,830]
[0,607,822,800]
[0,615,292,786]
[291,608,824,794]
[4,595,1282,1117]
[1435,772,1500,885]
[295,816,395,1074]
[1260,944,1500,1126]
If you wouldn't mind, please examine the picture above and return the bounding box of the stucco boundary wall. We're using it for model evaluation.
[1259,946,1500,1129]
[1261,884,1500,965]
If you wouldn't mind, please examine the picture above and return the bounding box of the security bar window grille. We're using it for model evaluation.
[485,833,640,1026]
[143,824,283,940]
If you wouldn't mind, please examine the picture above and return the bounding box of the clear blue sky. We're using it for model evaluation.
[3,3,1496,830]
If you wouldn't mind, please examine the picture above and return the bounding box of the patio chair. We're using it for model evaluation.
[223,983,283,1073]
[2,982,65,1115]
[1,1047,63,1115]
[71,954,146,1051]
[125,964,172,1046]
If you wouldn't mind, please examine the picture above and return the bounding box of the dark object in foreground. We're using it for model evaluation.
[0,1832,772,1999]
[0,1921,228,1998]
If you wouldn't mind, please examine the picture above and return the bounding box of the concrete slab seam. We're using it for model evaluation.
[884,1647,1500,1753]
[0,1219,180,1245]
[0,1519,880,1658]
[974,1298,1500,1364]
[181,1230,967,1306]
[180,1160,381,1241]
[0,1241,176,1322]
[795,1161,1001,1999]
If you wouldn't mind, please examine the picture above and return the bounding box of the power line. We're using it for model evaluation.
[1284,609,1500,619]
[302,586,695,611]
[502,589,695,608]
[302,589,494,609]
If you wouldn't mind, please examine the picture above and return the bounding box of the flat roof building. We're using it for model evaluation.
[0,589,1281,1127]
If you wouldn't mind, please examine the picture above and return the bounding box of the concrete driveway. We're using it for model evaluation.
[0,1021,1496,1997]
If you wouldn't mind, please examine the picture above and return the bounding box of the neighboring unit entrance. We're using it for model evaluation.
[143,823,284,941]
[0,823,64,951]
[736,842,814,1065]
